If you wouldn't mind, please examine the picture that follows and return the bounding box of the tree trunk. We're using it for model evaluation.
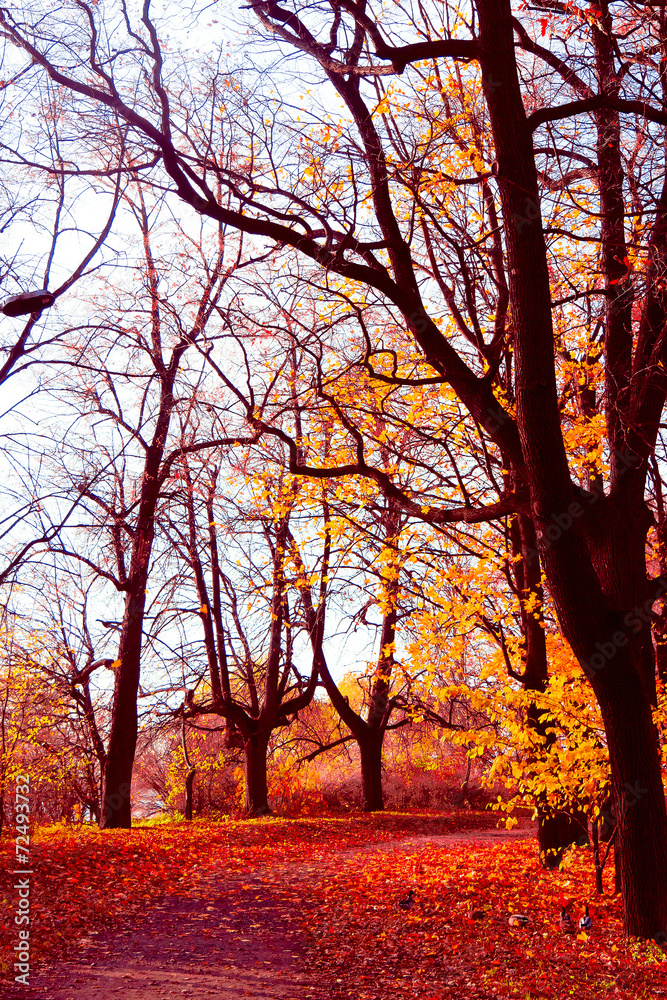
[576,505,666,932]
[359,732,384,812]
[476,0,667,937]
[596,664,667,936]
[99,587,147,829]
[512,516,585,861]
[184,768,195,821]
[538,809,588,868]
[244,731,271,816]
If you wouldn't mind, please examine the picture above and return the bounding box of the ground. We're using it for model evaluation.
[16,869,319,999]
[1,811,666,999]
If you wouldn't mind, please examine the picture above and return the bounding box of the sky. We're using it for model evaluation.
[0,0,491,722]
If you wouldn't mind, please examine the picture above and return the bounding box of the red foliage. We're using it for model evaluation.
[1,812,666,998]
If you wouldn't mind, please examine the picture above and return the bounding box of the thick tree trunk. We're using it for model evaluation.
[475,0,667,937]
[184,768,195,821]
[568,545,667,933]
[578,503,666,932]
[244,731,271,816]
[99,588,147,829]
[359,732,384,812]
[596,659,667,936]
[100,756,133,828]
[538,809,588,868]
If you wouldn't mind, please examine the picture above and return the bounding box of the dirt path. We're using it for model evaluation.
[6,822,535,1000]
[7,867,324,1000]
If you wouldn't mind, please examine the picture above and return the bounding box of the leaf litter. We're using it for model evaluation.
[1,811,665,999]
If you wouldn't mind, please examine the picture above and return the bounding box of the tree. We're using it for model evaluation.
[5,0,667,934]
[0,98,121,584]
[162,453,320,816]
[290,496,407,811]
[0,610,109,829]
[41,178,255,827]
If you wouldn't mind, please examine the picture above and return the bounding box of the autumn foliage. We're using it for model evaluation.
[1,813,666,999]
[4,0,667,954]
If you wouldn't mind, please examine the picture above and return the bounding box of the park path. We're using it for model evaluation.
[8,866,321,1000]
[8,822,534,1000]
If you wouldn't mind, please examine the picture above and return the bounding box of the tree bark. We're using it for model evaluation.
[359,731,384,812]
[475,0,667,936]
[244,731,271,816]
[596,653,667,934]
[184,768,195,821]
[510,515,585,861]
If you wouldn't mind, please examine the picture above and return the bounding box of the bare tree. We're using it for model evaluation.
[41,178,256,827]
[160,451,320,816]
